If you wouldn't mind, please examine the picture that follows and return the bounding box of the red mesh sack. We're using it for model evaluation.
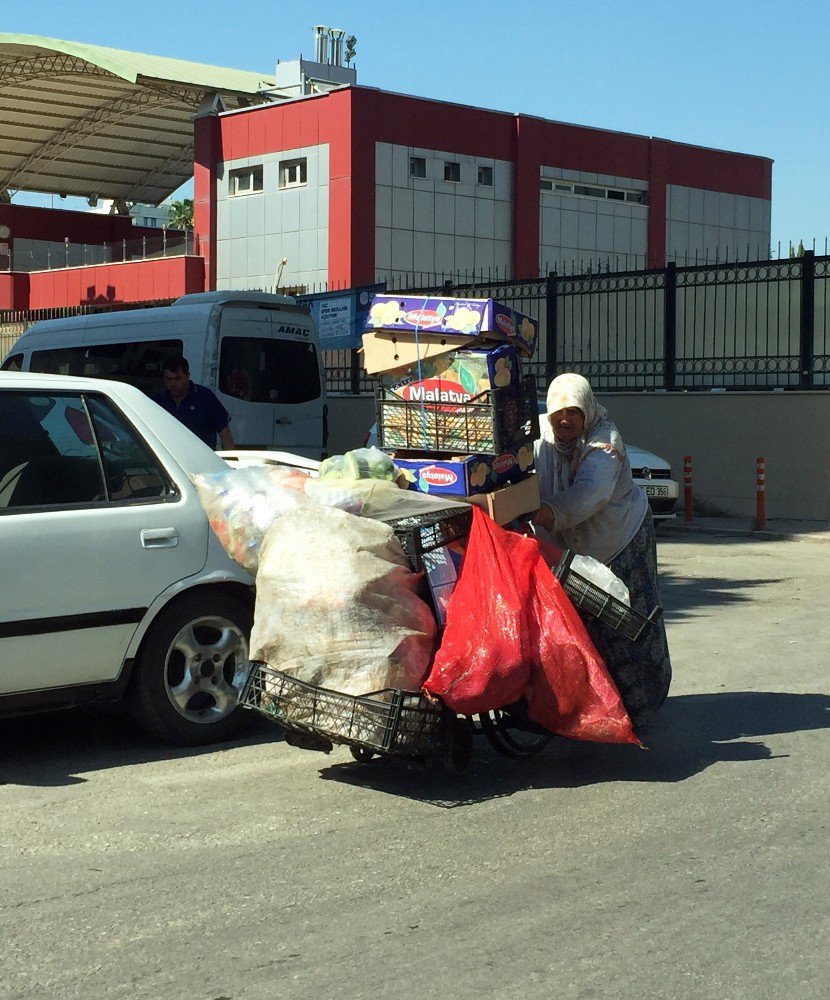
[421,508,538,714]
[523,554,639,744]
[423,507,638,745]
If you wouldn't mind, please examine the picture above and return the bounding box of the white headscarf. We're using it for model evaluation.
[542,373,625,490]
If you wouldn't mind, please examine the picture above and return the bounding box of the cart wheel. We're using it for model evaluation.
[478,709,552,759]
[349,746,376,764]
[443,717,474,776]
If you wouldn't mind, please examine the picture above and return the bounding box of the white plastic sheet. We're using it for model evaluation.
[250,506,437,695]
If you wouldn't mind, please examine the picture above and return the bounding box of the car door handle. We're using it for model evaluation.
[141,528,179,549]
[275,417,292,425]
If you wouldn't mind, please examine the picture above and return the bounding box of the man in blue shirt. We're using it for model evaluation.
[154,355,235,449]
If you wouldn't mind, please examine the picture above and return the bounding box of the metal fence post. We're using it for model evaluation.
[545,270,558,385]
[799,249,815,389]
[350,349,361,396]
[663,262,676,391]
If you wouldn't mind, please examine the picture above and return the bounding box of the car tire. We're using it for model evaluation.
[128,591,254,747]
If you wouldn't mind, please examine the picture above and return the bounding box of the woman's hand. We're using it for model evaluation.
[531,503,555,532]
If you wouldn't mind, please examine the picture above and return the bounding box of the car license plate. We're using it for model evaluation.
[644,485,669,497]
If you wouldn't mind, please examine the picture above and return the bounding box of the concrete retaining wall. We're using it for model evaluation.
[327,391,830,520]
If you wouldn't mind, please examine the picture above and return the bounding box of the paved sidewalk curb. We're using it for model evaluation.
[657,518,830,543]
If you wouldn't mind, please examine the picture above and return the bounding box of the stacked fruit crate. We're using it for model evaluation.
[362,294,541,527]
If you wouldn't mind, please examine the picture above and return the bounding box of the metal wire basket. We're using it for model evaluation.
[240,663,450,756]
[553,550,663,645]
[376,374,538,455]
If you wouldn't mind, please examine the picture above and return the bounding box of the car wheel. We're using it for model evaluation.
[128,591,253,746]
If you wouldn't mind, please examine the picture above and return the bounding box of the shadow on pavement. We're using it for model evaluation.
[0,706,282,788]
[317,690,830,808]
[658,571,784,621]
[4,691,826,797]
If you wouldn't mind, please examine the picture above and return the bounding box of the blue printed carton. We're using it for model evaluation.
[365,295,538,357]
[394,449,534,497]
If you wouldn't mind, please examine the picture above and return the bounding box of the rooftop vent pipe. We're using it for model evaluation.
[328,28,345,66]
[313,25,329,64]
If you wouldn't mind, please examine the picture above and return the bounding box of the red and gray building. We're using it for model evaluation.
[198,85,772,294]
[0,33,772,312]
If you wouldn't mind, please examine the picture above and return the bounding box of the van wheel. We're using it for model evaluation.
[128,592,253,746]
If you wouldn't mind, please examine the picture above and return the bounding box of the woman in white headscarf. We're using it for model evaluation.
[532,373,671,728]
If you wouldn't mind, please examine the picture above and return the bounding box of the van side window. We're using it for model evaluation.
[1,353,23,372]
[219,337,322,404]
[30,339,184,396]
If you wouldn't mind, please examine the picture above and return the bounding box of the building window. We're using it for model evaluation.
[444,161,461,183]
[279,158,308,189]
[573,184,605,199]
[229,165,263,196]
[539,176,648,205]
[477,166,493,186]
[409,156,427,179]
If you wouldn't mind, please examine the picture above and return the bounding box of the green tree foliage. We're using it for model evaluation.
[166,198,194,230]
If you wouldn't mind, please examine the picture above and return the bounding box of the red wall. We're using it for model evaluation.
[202,89,357,286]
[14,257,204,310]
[0,271,30,310]
[0,203,164,254]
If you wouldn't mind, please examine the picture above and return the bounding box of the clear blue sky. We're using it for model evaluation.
[5,0,828,254]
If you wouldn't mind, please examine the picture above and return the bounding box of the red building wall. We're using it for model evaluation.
[1,256,204,311]
[0,203,163,256]
[198,86,772,286]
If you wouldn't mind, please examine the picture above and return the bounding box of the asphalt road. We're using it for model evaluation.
[1,532,828,1000]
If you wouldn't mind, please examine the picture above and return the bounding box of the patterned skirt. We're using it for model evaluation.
[582,512,672,729]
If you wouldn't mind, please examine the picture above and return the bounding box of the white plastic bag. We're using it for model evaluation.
[571,554,630,606]
[250,506,437,696]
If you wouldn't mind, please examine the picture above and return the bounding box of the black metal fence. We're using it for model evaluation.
[5,255,829,393]
[553,252,829,390]
[327,253,830,394]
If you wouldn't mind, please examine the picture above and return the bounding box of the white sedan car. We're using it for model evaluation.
[366,404,679,519]
[0,371,256,745]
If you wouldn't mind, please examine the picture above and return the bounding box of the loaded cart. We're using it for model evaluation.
[239,504,663,774]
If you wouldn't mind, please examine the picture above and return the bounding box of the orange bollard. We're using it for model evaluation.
[683,455,694,524]
[756,456,766,530]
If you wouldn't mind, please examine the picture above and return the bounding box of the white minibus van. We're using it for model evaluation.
[1,291,328,458]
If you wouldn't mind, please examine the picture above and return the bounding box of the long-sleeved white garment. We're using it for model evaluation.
[533,421,648,563]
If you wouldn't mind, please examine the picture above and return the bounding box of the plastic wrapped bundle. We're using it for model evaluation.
[191,465,309,573]
[250,505,437,699]
[318,446,399,482]
[193,463,470,574]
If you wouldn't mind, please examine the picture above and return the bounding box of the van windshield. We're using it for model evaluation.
[219,337,322,404]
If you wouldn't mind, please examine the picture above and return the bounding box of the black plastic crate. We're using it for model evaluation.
[388,505,473,572]
[553,550,663,645]
[240,663,450,756]
[377,374,538,455]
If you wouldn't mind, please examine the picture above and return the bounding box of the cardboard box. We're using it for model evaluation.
[394,449,535,497]
[365,295,539,357]
[381,342,521,395]
[466,473,541,525]
[361,329,487,375]
[422,541,465,628]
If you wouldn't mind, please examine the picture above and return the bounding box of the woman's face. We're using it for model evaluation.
[549,406,585,444]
